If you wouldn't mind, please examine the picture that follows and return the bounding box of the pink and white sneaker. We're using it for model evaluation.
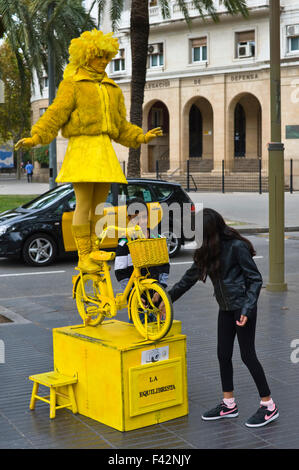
[245,404,279,428]
[201,401,239,421]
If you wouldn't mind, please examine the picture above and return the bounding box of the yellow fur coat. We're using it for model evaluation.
[32,69,143,148]
[31,69,143,183]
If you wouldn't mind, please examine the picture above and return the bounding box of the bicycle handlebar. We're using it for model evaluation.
[98,225,146,244]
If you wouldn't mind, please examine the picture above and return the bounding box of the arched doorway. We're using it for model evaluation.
[184,97,213,172]
[189,104,202,157]
[229,93,262,171]
[147,100,169,172]
[234,103,246,157]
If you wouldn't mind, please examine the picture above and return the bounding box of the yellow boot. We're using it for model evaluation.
[89,221,103,268]
[71,224,100,273]
[90,221,100,252]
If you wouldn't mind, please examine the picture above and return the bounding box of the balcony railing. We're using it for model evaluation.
[120,0,270,30]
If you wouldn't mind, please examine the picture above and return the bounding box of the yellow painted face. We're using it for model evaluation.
[88,52,111,73]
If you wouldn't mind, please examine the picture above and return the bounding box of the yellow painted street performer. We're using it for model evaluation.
[16,29,162,273]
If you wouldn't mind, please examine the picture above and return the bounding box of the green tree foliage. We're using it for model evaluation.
[0,0,96,91]
[0,41,31,145]
[33,145,50,167]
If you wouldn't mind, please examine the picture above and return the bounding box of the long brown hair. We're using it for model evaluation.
[194,208,256,282]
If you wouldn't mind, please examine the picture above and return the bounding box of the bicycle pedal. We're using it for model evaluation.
[86,307,98,314]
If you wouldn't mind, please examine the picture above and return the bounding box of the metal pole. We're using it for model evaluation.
[266,0,287,291]
[48,2,57,190]
[222,160,225,193]
[259,158,262,194]
[187,159,190,192]
[290,159,293,194]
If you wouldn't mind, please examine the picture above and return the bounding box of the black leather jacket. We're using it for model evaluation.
[168,238,262,319]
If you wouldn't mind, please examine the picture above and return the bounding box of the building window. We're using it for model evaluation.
[43,76,48,88]
[191,37,207,63]
[112,49,125,73]
[235,30,255,59]
[148,43,164,68]
[39,107,47,117]
[151,108,163,128]
[289,36,299,51]
[287,25,299,52]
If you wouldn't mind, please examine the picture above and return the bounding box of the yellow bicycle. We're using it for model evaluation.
[72,225,173,341]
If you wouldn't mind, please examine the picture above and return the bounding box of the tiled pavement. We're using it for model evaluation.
[1,272,299,450]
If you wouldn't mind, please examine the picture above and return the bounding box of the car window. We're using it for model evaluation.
[105,187,114,206]
[117,184,128,206]
[151,184,174,201]
[127,184,153,202]
[66,193,76,211]
[67,188,113,209]
[53,203,66,215]
[22,185,73,210]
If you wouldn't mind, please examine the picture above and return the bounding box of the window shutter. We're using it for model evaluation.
[192,37,207,47]
[236,30,255,42]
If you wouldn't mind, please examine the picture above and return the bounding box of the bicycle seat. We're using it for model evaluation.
[90,250,116,262]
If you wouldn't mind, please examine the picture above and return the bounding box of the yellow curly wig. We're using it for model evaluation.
[63,29,119,79]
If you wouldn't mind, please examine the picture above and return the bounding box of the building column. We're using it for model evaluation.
[212,76,228,173]
[167,80,181,174]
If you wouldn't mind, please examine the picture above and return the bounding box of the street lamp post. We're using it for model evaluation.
[47,2,57,190]
[266,0,287,292]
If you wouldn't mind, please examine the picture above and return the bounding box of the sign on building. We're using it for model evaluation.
[0,143,14,168]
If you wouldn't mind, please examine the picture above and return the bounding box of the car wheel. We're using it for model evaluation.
[161,231,181,258]
[22,233,57,267]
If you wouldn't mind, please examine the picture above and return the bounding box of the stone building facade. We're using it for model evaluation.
[30,0,299,188]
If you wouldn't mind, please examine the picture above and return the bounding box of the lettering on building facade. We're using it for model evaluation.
[145,80,170,90]
[231,73,258,81]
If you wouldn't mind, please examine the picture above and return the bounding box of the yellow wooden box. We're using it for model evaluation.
[53,319,188,431]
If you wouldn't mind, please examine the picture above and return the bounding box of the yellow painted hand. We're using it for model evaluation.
[137,127,163,144]
[15,138,34,151]
[15,135,40,151]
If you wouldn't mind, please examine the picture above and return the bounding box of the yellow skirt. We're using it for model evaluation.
[56,134,128,184]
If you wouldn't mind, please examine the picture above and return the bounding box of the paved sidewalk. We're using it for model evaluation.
[0,269,299,449]
[0,178,49,196]
[188,192,299,232]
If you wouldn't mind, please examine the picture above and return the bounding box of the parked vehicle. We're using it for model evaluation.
[0,179,195,266]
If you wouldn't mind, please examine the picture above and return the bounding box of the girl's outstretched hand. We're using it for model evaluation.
[158,300,166,320]
[236,315,248,327]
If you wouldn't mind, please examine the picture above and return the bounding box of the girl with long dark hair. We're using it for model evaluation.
[166,208,279,428]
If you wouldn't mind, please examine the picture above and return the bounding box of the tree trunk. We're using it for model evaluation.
[127,0,149,177]
[16,149,22,180]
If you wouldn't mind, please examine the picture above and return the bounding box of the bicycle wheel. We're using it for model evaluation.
[75,274,106,326]
[129,282,173,341]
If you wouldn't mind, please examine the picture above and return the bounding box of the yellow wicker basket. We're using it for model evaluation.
[127,237,169,268]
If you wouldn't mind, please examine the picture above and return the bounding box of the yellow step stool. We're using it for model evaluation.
[29,371,78,419]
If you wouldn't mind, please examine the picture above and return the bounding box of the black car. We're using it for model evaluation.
[0,179,195,266]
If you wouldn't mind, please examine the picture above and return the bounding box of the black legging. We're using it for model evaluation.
[217,308,271,398]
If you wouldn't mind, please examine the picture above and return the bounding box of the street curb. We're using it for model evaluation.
[237,226,299,234]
